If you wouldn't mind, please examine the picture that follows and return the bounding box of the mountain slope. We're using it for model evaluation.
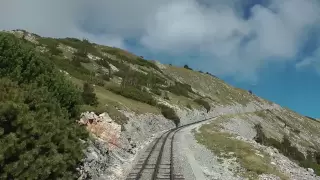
[2,29,320,180]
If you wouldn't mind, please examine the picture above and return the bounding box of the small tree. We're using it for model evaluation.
[108,64,112,79]
[249,90,253,94]
[82,82,98,106]
[159,105,180,127]
[253,123,265,144]
[184,64,192,70]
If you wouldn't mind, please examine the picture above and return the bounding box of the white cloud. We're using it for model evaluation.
[296,47,320,73]
[1,0,320,81]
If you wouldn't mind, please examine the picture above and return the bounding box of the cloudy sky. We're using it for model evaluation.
[1,0,320,117]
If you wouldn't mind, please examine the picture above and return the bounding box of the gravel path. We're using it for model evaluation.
[174,121,243,180]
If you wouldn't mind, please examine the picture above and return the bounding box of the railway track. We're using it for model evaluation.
[126,116,217,180]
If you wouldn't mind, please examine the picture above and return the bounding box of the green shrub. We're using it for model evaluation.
[183,64,193,70]
[117,68,165,89]
[51,56,104,86]
[97,59,111,69]
[158,105,180,126]
[167,82,193,97]
[186,104,192,110]
[164,92,170,100]
[82,82,98,106]
[73,56,91,64]
[101,48,161,71]
[101,74,111,81]
[101,48,118,55]
[108,86,156,106]
[151,88,162,96]
[88,77,105,87]
[105,58,166,87]
[103,58,130,72]
[206,72,216,78]
[0,33,88,179]
[72,49,91,63]
[135,57,161,71]
[194,99,211,112]
[37,37,63,55]
[52,57,96,82]
[58,38,101,57]
[254,123,320,175]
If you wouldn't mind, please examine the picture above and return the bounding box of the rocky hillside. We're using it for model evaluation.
[2,29,320,180]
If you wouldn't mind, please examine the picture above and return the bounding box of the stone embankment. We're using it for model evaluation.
[77,102,280,179]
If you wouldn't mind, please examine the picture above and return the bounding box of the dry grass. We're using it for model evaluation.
[98,45,139,59]
[195,121,288,180]
[167,92,202,109]
[163,65,255,106]
[68,76,160,114]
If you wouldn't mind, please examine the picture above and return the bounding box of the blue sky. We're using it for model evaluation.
[1,0,320,117]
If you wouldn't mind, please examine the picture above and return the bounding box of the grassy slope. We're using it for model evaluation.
[195,117,288,180]
[162,65,266,106]
[195,109,320,178]
[10,29,319,127]
[12,30,266,112]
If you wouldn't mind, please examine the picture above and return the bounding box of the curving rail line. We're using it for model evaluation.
[126,116,217,180]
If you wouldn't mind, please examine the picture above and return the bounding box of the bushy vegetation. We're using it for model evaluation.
[158,105,180,126]
[50,56,105,87]
[183,64,193,70]
[37,37,63,55]
[58,38,101,57]
[206,72,216,78]
[97,59,111,69]
[107,86,157,106]
[98,55,166,88]
[52,57,92,80]
[116,67,165,89]
[102,48,161,71]
[135,57,161,71]
[0,33,88,179]
[194,99,211,112]
[97,57,131,76]
[254,123,320,175]
[151,88,162,96]
[186,104,193,110]
[82,83,98,106]
[72,47,91,63]
[166,82,193,97]
[164,92,170,100]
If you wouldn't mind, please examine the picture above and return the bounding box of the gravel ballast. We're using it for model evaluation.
[173,120,244,180]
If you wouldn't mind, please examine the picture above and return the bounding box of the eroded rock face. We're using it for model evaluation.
[78,138,110,180]
[78,112,122,179]
[78,112,122,150]
[77,111,175,179]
